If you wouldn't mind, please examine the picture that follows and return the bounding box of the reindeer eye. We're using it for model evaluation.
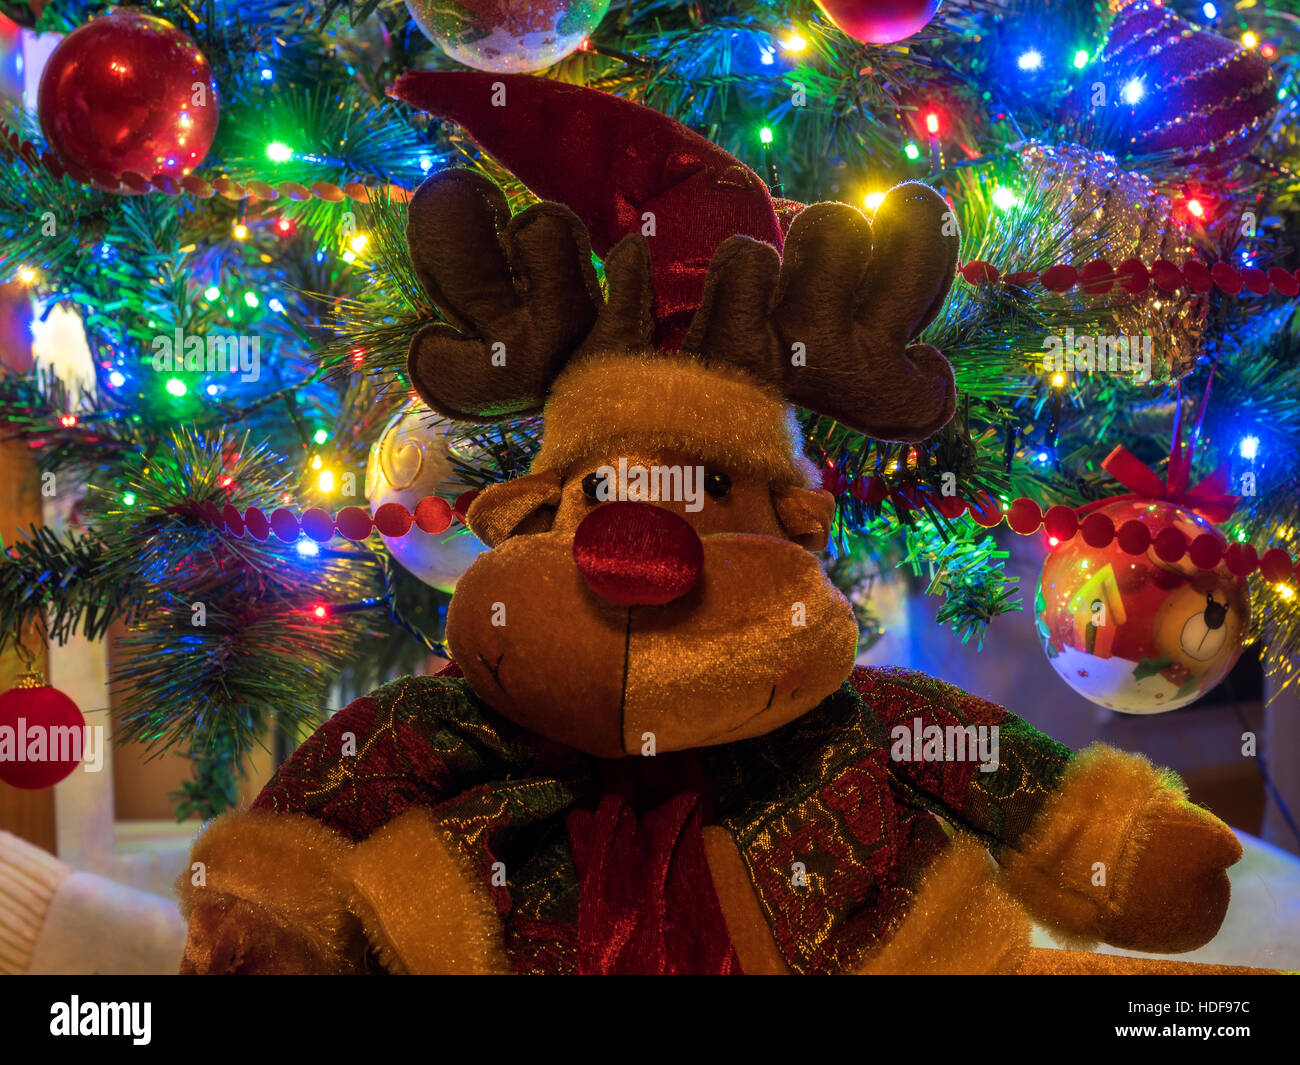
[704,471,732,498]
[581,472,607,501]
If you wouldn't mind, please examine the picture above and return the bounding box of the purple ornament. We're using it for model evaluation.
[1099,0,1277,169]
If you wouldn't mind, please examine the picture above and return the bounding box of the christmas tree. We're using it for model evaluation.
[1,0,1297,822]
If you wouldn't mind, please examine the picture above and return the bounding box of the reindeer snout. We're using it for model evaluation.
[572,501,704,606]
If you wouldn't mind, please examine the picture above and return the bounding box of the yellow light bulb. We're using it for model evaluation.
[348,233,368,253]
[864,191,886,211]
[1242,31,1259,48]
[17,266,36,284]
[318,470,335,492]
[233,223,249,240]
[1051,372,1066,388]
[310,454,323,470]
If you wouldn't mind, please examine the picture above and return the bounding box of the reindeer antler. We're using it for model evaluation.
[406,170,606,420]
[409,168,957,442]
[681,182,960,443]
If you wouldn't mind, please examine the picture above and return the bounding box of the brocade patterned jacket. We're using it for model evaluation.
[180,661,1081,974]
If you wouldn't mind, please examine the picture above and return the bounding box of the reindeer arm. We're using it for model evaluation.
[849,666,1240,953]
[180,675,507,973]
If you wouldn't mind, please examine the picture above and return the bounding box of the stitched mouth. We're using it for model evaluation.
[617,608,632,753]
[715,685,780,738]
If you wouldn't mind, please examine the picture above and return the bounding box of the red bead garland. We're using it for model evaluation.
[958,257,1300,300]
[1261,548,1294,582]
[1080,512,1115,549]
[1188,533,1223,569]
[198,483,1298,585]
[827,473,1298,582]
[195,493,473,545]
[1006,497,1042,535]
[1042,504,1077,542]
[1154,527,1188,563]
[1117,519,1151,555]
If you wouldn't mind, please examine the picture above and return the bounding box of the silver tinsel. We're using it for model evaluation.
[1019,141,1207,380]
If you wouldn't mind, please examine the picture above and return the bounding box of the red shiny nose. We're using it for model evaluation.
[572,501,704,606]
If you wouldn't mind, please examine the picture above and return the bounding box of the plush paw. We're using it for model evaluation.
[1000,744,1243,954]
[1100,799,1242,953]
[180,892,347,974]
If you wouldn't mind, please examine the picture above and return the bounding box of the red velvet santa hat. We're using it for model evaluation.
[389,71,786,350]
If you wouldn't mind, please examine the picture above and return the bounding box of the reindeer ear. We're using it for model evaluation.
[464,470,564,548]
[772,485,837,552]
[406,170,602,421]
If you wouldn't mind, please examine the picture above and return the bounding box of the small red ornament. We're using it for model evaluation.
[814,0,942,45]
[1035,499,1249,714]
[0,673,86,789]
[37,11,219,192]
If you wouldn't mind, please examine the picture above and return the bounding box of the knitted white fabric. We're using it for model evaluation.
[0,830,188,974]
[0,829,71,975]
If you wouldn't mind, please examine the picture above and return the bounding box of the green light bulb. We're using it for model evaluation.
[992,186,1019,210]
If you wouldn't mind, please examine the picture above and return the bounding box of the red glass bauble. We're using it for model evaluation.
[1035,500,1249,714]
[37,11,219,192]
[815,0,942,45]
[0,681,86,789]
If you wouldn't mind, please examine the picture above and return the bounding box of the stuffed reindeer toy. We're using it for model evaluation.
[179,73,1249,975]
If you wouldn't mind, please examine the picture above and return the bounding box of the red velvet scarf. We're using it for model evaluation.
[565,755,741,975]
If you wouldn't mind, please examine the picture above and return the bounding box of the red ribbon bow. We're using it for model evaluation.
[1097,446,1239,525]
[1083,384,1240,525]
